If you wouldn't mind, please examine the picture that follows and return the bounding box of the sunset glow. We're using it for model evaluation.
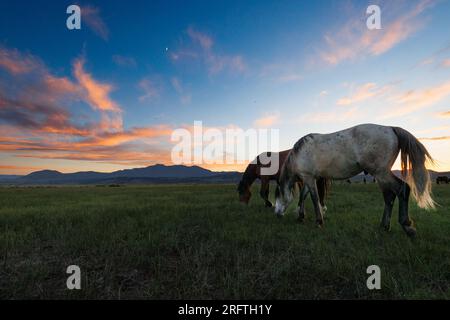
[1,0,450,175]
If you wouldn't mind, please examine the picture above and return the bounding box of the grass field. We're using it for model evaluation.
[0,183,449,299]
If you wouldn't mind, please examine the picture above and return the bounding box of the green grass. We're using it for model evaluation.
[0,183,449,299]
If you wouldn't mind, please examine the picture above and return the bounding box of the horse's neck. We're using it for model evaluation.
[243,165,258,187]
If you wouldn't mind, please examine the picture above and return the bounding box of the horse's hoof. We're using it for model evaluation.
[265,202,273,208]
[402,219,416,238]
[296,217,305,224]
[276,214,283,219]
[316,220,324,228]
[403,225,417,238]
[380,223,391,232]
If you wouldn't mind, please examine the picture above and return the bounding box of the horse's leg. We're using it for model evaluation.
[380,188,396,231]
[317,177,327,216]
[260,178,272,207]
[376,172,416,237]
[304,176,323,227]
[296,184,309,222]
[396,177,416,238]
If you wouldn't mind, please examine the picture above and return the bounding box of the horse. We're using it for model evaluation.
[436,176,449,184]
[237,150,329,214]
[274,124,435,237]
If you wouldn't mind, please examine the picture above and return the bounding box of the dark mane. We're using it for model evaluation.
[237,163,258,194]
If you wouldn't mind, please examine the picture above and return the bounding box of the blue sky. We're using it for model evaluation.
[0,0,449,174]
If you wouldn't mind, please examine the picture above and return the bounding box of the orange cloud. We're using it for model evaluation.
[337,83,389,106]
[0,165,43,174]
[73,58,120,112]
[383,81,450,118]
[254,113,280,128]
[419,136,450,141]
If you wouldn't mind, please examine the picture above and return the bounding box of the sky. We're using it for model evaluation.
[0,0,450,174]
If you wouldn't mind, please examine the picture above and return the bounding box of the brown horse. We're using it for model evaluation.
[237,150,329,211]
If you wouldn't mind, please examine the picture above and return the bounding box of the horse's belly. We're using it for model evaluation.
[317,160,361,179]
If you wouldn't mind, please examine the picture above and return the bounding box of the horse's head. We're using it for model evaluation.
[237,180,251,204]
[274,162,295,217]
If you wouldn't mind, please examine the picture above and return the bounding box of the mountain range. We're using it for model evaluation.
[0,165,448,185]
[0,164,242,185]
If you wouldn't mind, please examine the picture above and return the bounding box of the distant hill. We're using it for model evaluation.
[0,164,241,185]
[0,165,448,185]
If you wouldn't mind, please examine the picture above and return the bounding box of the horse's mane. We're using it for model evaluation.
[293,134,315,153]
[237,162,258,194]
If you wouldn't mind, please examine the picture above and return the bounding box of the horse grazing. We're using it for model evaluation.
[436,176,449,184]
[237,150,329,212]
[275,124,435,237]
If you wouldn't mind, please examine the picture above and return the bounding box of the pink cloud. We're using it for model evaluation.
[0,47,41,75]
[254,113,280,128]
[138,78,161,102]
[171,27,246,75]
[187,26,213,50]
[337,83,390,106]
[440,59,450,68]
[81,6,109,41]
[318,0,435,66]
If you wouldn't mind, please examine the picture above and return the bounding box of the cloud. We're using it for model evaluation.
[0,47,189,171]
[0,48,88,135]
[439,111,450,118]
[254,112,280,128]
[73,58,120,112]
[112,55,137,67]
[318,0,435,66]
[81,6,109,41]
[0,165,42,173]
[337,82,390,105]
[0,47,41,75]
[138,78,160,102]
[187,27,213,50]
[382,81,450,118]
[440,59,450,68]
[171,77,191,104]
[171,27,246,75]
[419,136,450,141]
[0,47,155,164]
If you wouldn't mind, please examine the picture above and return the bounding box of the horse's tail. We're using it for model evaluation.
[392,127,435,210]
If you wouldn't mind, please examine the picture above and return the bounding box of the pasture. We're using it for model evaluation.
[0,183,449,299]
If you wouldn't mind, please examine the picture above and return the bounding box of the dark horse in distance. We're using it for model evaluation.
[436,176,449,184]
[237,150,329,213]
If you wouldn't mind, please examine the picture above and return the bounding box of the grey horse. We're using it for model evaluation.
[274,123,435,237]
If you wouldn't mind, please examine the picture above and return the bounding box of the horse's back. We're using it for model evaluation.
[292,124,398,178]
